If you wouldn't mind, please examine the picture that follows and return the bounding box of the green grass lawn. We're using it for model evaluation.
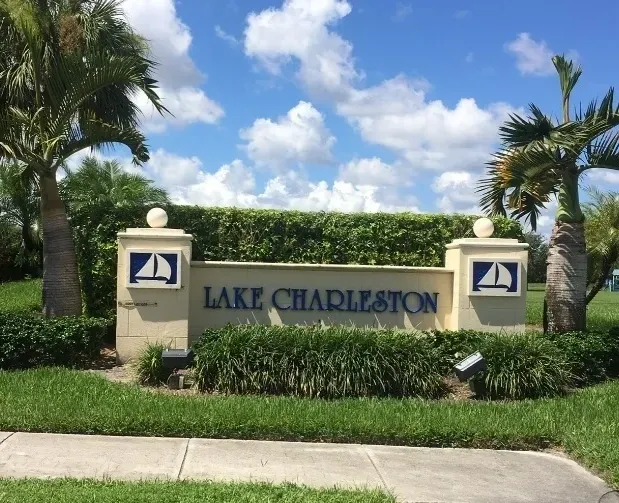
[526,288,619,330]
[0,368,618,487]
[0,279,41,314]
[0,479,393,503]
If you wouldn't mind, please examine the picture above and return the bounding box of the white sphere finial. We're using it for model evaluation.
[473,217,494,238]
[147,208,168,228]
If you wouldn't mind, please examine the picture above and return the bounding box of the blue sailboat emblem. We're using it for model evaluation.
[472,261,519,294]
[128,252,179,287]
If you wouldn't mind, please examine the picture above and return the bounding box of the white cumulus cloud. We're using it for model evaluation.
[135,87,224,134]
[244,0,519,175]
[260,171,419,212]
[338,158,402,186]
[239,101,336,170]
[339,76,518,171]
[505,33,578,77]
[432,171,481,214]
[127,149,419,213]
[122,0,224,132]
[244,0,360,99]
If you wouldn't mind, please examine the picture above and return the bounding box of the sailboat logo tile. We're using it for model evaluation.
[127,250,181,288]
[470,259,520,296]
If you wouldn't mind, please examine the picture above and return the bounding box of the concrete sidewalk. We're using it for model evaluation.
[0,432,616,503]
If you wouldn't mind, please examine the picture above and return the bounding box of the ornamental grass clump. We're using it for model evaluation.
[134,342,172,386]
[471,332,572,400]
[193,324,446,399]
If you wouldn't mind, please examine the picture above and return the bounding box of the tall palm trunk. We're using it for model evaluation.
[40,173,82,316]
[545,221,587,332]
[586,250,618,304]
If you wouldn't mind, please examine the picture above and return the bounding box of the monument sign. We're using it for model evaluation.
[115,210,528,362]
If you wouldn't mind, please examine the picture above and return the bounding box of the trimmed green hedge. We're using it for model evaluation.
[428,328,619,392]
[179,325,619,400]
[69,204,523,317]
[193,325,447,399]
[0,313,110,370]
[545,328,619,386]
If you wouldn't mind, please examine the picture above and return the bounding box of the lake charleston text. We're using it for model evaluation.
[204,287,439,314]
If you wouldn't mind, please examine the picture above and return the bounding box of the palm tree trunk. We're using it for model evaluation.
[545,221,587,332]
[40,173,82,316]
[586,251,617,304]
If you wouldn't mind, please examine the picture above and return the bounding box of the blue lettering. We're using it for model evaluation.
[204,287,220,309]
[216,287,232,309]
[359,290,372,312]
[372,290,388,312]
[424,292,439,313]
[272,288,290,310]
[233,287,248,309]
[292,289,308,310]
[327,290,345,311]
[388,290,402,312]
[403,291,424,314]
[346,290,358,311]
[308,289,325,311]
[251,287,264,310]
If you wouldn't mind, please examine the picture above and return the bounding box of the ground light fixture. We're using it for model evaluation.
[161,348,194,390]
[454,351,487,394]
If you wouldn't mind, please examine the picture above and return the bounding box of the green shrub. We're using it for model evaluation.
[424,330,487,373]
[0,313,109,369]
[69,204,523,317]
[192,325,447,399]
[544,329,619,386]
[134,342,173,386]
[470,333,572,399]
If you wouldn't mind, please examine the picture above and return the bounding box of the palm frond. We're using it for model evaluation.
[46,51,158,137]
[553,55,582,122]
[55,117,149,167]
[60,155,169,212]
[477,147,560,231]
[583,186,619,264]
[584,130,619,170]
[499,104,556,148]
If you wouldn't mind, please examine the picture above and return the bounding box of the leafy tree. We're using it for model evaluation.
[584,187,619,303]
[0,219,25,281]
[60,156,168,213]
[0,161,41,271]
[523,232,548,284]
[479,56,619,333]
[0,0,166,316]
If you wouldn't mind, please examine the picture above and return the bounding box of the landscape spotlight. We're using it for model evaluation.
[161,348,194,370]
[454,351,487,382]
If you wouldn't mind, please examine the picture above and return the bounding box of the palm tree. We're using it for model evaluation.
[0,161,41,269]
[60,156,168,212]
[584,187,619,303]
[478,56,619,333]
[0,0,166,316]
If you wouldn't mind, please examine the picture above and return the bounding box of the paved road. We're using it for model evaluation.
[0,431,616,503]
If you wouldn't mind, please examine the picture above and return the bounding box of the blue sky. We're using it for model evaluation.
[82,0,619,235]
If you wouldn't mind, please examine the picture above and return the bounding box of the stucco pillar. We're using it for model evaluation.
[116,226,193,363]
[445,235,529,332]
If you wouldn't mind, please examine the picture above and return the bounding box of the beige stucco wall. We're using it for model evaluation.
[188,262,454,342]
[115,225,529,362]
[445,238,529,332]
[116,228,192,362]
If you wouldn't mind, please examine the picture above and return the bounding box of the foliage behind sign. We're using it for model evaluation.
[70,204,523,318]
